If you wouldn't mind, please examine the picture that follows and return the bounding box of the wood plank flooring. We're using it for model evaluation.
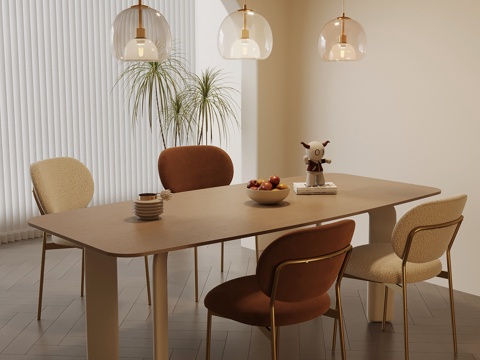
[1,238,480,360]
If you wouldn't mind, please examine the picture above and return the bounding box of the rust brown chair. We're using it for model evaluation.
[344,194,467,360]
[204,219,355,360]
[158,145,234,302]
[31,157,152,320]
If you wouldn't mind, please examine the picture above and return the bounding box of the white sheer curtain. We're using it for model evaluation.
[0,0,195,244]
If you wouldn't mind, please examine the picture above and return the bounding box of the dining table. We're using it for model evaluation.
[28,173,440,360]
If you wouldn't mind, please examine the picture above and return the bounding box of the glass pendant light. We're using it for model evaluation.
[112,0,172,62]
[318,0,366,61]
[218,0,273,60]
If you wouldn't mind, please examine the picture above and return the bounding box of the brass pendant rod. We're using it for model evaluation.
[243,5,247,31]
[138,0,143,29]
[240,0,249,40]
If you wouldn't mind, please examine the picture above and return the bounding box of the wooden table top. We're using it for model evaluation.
[27,173,440,257]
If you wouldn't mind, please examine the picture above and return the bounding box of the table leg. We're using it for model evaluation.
[368,206,396,322]
[153,253,169,360]
[85,249,119,359]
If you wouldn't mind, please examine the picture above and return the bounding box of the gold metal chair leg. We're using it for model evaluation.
[194,247,199,302]
[255,235,260,262]
[206,310,212,360]
[382,285,389,331]
[331,318,338,351]
[221,242,224,273]
[276,326,281,357]
[336,285,347,360]
[144,256,152,305]
[270,324,278,360]
[402,280,409,360]
[37,232,48,320]
[80,248,85,297]
[445,256,458,353]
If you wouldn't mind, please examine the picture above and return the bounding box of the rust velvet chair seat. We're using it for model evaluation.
[205,275,331,327]
[204,220,356,360]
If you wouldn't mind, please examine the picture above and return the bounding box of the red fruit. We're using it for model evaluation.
[269,175,280,188]
[259,181,273,191]
[250,186,259,190]
[247,179,260,188]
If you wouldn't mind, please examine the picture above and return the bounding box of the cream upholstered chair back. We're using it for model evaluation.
[391,194,467,263]
[30,157,94,214]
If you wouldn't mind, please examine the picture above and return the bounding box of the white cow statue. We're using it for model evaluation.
[301,140,331,187]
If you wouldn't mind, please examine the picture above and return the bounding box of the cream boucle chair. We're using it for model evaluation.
[344,194,467,360]
[30,157,151,320]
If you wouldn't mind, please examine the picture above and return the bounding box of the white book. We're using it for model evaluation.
[293,182,337,195]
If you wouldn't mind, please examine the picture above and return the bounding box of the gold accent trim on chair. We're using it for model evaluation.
[31,157,152,320]
[344,195,467,360]
[205,220,355,360]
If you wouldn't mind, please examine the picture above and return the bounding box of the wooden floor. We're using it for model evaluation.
[1,238,480,360]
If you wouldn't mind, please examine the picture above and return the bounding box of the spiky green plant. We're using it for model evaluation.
[182,68,239,145]
[164,92,194,147]
[115,53,239,147]
[114,54,188,148]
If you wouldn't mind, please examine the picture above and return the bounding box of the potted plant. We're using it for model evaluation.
[115,53,239,147]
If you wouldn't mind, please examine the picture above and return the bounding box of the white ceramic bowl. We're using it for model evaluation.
[246,187,290,205]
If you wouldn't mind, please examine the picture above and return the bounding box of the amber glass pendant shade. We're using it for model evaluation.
[218,2,273,60]
[112,0,172,62]
[318,7,366,62]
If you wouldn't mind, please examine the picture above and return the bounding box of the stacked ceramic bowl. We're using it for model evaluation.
[133,198,164,221]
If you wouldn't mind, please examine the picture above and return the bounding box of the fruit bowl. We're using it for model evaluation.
[246,187,290,205]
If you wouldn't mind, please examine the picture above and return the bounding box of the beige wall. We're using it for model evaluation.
[245,0,480,295]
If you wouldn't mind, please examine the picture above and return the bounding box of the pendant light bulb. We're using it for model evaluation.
[328,42,356,61]
[318,1,366,62]
[124,26,159,61]
[112,0,172,62]
[230,26,261,58]
[218,1,272,60]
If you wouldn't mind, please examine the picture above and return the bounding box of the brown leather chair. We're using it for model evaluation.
[31,157,152,320]
[158,145,234,302]
[204,220,355,360]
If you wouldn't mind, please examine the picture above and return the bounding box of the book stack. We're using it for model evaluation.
[293,182,337,195]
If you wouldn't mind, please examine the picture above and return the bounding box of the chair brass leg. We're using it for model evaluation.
[446,254,458,353]
[144,256,152,305]
[447,278,458,354]
[402,279,409,360]
[255,236,260,262]
[194,247,199,302]
[37,233,48,320]
[221,242,224,273]
[206,310,212,360]
[276,326,281,357]
[382,285,389,331]
[336,284,347,360]
[331,318,337,351]
[269,303,279,360]
[271,324,278,360]
[80,248,85,297]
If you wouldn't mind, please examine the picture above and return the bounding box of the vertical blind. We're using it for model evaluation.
[0,0,195,244]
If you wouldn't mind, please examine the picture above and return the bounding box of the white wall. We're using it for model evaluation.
[195,0,243,184]
[249,0,480,295]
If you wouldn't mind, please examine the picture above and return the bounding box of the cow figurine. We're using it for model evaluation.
[301,140,331,187]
